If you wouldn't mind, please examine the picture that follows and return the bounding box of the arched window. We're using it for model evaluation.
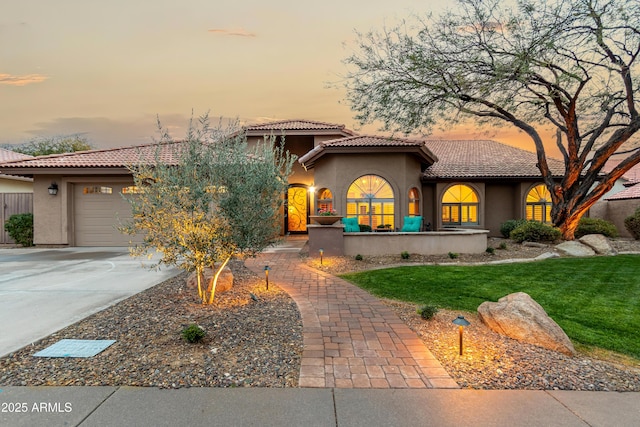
[408,187,420,216]
[347,175,395,228]
[526,184,552,223]
[442,184,479,226]
[316,188,334,215]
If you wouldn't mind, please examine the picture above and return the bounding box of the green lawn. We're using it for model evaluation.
[340,255,640,359]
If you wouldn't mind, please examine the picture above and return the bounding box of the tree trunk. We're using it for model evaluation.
[207,256,231,305]
[196,265,205,304]
[559,215,580,241]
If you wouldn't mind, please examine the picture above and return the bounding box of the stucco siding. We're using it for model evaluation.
[33,176,67,245]
[311,153,423,230]
[0,178,33,193]
[484,183,517,236]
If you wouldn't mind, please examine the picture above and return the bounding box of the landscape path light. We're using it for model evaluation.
[452,315,470,356]
[264,265,270,290]
[319,248,324,265]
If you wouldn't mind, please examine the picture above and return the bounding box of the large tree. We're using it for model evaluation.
[344,0,640,239]
[121,115,295,304]
[7,135,92,156]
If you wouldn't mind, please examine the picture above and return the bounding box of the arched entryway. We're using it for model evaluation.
[286,184,309,234]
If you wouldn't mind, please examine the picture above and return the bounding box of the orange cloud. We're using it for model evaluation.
[208,28,256,37]
[0,73,48,86]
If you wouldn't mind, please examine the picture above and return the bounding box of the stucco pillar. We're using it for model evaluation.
[307,224,344,257]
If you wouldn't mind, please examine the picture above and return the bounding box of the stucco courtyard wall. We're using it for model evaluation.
[342,229,489,256]
[591,199,640,238]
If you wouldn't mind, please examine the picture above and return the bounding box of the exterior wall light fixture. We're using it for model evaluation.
[48,183,59,196]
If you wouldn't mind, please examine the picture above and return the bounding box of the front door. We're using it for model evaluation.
[286,185,308,233]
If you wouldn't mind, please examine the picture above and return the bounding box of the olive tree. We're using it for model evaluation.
[121,115,295,304]
[343,0,640,239]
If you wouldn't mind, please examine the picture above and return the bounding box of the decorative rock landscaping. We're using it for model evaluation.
[477,292,576,355]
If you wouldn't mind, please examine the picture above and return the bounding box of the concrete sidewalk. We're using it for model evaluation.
[1,386,638,427]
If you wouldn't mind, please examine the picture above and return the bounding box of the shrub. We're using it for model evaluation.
[510,221,562,243]
[625,207,640,240]
[485,246,495,255]
[448,252,459,259]
[416,304,439,320]
[355,254,363,261]
[401,251,410,260]
[181,324,206,343]
[499,219,529,238]
[359,224,372,232]
[575,217,619,238]
[498,242,508,250]
[4,213,34,247]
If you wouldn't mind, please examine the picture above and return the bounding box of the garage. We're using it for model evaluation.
[73,182,141,246]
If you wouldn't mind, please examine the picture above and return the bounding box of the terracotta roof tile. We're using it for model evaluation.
[246,119,349,132]
[602,158,640,182]
[0,148,33,162]
[421,140,565,179]
[298,135,438,167]
[605,183,640,201]
[322,135,427,147]
[0,141,182,169]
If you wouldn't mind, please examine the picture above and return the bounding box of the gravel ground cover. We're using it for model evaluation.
[1,238,639,390]
[0,260,303,388]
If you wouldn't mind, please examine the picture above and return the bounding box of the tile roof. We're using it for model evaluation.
[0,125,566,182]
[602,158,640,183]
[605,183,640,201]
[0,141,182,170]
[246,119,350,132]
[298,135,438,168]
[421,140,566,179]
[0,148,32,162]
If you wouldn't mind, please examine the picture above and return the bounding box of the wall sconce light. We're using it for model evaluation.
[308,185,316,194]
[452,315,470,356]
[319,248,324,265]
[264,265,270,290]
[48,182,59,196]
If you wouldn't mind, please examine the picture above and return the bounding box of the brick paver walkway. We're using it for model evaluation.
[245,247,458,389]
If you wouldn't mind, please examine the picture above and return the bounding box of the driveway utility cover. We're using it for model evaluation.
[34,339,116,358]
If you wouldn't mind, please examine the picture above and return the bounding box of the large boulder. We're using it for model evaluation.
[186,266,234,294]
[555,241,596,257]
[579,234,617,255]
[477,292,575,355]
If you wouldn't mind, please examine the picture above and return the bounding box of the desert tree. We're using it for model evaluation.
[121,114,295,304]
[343,0,640,239]
[6,135,93,156]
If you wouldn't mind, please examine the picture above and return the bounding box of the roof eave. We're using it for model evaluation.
[0,167,134,177]
[299,145,437,171]
[246,128,354,138]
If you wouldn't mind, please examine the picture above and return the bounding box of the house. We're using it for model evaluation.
[0,120,566,247]
[0,149,34,244]
[589,160,640,238]
[0,149,33,193]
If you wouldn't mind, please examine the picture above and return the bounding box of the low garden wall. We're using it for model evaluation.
[308,224,489,257]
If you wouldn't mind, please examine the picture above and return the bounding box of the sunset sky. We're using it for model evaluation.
[1,1,552,155]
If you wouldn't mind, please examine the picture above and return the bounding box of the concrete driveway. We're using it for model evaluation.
[0,247,180,357]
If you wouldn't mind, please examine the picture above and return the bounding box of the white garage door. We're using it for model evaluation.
[74,183,142,247]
